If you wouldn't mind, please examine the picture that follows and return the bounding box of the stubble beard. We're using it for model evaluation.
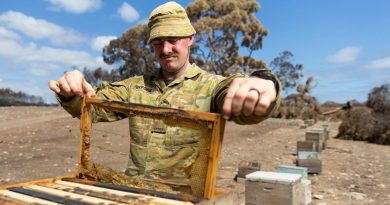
[159,50,190,80]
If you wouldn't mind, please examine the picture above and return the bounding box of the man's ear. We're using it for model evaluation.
[188,34,195,46]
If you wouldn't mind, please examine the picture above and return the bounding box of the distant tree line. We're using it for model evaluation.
[0,88,47,106]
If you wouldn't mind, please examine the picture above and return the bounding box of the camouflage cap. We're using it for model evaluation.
[147,1,196,43]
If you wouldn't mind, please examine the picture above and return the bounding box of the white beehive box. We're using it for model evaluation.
[245,171,302,205]
[300,179,312,205]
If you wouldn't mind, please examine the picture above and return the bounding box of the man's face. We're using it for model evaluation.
[151,35,194,78]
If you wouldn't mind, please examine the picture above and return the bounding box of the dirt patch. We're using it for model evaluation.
[0,107,389,204]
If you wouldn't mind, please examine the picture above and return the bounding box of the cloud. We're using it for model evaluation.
[0,38,112,103]
[0,38,106,69]
[367,56,390,69]
[29,63,61,76]
[0,26,20,40]
[91,35,117,52]
[326,46,362,64]
[0,11,85,46]
[117,2,140,22]
[47,0,102,13]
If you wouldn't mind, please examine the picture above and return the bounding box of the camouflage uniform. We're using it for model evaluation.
[58,64,280,190]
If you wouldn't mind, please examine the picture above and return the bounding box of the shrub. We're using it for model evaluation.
[337,84,390,145]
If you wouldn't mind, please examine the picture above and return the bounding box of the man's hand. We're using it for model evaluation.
[222,77,277,120]
[48,70,96,98]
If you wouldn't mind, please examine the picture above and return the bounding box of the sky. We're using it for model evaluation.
[0,0,389,104]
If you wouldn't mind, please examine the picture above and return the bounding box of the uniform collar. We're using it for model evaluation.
[183,63,203,79]
[152,64,203,90]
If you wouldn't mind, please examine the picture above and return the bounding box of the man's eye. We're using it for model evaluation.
[152,41,163,46]
[152,39,179,46]
[168,39,179,44]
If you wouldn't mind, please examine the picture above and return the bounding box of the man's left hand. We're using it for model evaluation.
[222,77,277,120]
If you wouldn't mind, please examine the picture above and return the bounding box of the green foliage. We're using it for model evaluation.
[269,51,304,91]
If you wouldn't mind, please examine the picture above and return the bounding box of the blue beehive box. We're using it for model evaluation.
[276,165,308,180]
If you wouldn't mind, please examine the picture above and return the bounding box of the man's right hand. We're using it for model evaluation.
[48,70,96,98]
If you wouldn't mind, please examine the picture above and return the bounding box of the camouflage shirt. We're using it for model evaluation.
[58,64,280,193]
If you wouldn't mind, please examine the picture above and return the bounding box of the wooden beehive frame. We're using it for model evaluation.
[79,97,226,199]
[0,176,202,204]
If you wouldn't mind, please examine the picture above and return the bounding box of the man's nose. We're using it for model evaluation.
[161,41,173,54]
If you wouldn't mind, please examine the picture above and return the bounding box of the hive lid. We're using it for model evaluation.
[246,171,302,184]
[310,127,324,132]
[276,165,308,180]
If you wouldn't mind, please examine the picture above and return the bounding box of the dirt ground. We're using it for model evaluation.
[0,106,389,205]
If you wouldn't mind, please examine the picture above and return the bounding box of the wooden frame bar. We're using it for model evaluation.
[0,175,77,190]
[62,178,203,203]
[0,190,60,205]
[8,187,87,205]
[79,97,226,199]
[52,180,195,204]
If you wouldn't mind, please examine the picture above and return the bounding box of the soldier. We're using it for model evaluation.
[48,1,281,195]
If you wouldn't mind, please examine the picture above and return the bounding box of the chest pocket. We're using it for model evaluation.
[171,94,195,110]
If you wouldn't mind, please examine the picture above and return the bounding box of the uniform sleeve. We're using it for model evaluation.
[56,80,130,122]
[212,70,282,125]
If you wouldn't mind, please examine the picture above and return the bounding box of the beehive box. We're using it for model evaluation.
[237,160,261,179]
[300,179,312,205]
[245,171,302,205]
[310,127,328,150]
[321,125,330,148]
[0,98,232,204]
[276,165,311,205]
[305,130,324,152]
[303,119,315,126]
[296,151,322,174]
[296,141,316,154]
[322,125,330,140]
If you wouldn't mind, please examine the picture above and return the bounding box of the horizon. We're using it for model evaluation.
[0,0,389,104]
